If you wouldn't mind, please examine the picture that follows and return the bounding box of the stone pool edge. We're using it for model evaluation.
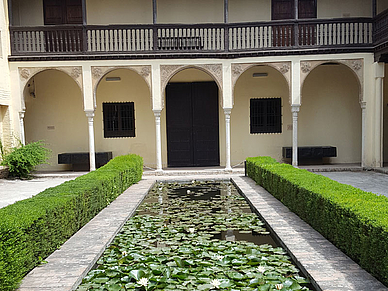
[17,175,388,291]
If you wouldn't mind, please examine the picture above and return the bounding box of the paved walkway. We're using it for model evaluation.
[12,170,387,291]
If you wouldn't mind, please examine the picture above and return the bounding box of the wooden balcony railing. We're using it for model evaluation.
[9,17,374,57]
[374,9,388,46]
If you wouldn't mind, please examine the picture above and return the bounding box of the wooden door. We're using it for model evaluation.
[166,82,220,167]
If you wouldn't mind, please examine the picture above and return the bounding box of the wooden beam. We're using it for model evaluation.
[7,0,13,27]
[153,0,157,24]
[373,0,377,17]
[294,0,298,19]
[224,0,228,23]
[82,0,87,25]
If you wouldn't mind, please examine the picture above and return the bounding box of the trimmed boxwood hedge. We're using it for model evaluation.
[0,154,143,291]
[246,156,388,286]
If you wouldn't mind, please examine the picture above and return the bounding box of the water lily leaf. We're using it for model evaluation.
[226,272,245,280]
[106,270,120,278]
[92,277,110,283]
[129,270,146,281]
[257,284,271,291]
[106,284,122,291]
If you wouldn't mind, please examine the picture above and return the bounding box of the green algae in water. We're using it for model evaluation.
[77,181,313,291]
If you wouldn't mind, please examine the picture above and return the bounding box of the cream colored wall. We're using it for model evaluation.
[300,64,361,163]
[12,0,43,26]
[24,69,87,171]
[162,68,225,167]
[95,69,156,167]
[86,0,152,25]
[229,0,271,22]
[158,0,223,24]
[232,66,291,164]
[384,64,388,164]
[318,0,372,18]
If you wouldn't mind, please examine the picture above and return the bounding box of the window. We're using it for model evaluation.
[250,98,282,134]
[103,102,135,138]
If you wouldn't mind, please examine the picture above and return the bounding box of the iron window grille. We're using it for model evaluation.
[103,102,135,138]
[250,98,282,134]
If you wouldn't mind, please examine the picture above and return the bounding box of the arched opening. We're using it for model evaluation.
[300,62,361,164]
[163,68,222,167]
[95,68,155,167]
[232,65,290,164]
[24,69,86,171]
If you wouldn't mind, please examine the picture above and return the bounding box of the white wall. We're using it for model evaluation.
[300,64,361,163]
[229,0,271,22]
[384,64,388,164]
[11,0,43,26]
[232,65,291,164]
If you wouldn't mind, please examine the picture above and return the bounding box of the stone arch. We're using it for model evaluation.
[231,62,291,105]
[300,59,363,105]
[160,64,223,108]
[19,66,83,110]
[91,66,152,109]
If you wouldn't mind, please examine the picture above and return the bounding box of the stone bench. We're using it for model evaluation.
[58,152,113,170]
[282,146,337,160]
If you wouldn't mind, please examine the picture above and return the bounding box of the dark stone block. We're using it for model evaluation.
[282,146,337,159]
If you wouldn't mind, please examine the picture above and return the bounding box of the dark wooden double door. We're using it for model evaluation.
[166,82,220,167]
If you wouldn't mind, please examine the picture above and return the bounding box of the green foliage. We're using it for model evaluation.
[246,157,388,286]
[77,181,311,290]
[0,154,143,291]
[0,140,51,178]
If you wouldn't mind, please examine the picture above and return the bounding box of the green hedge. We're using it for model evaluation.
[0,154,143,291]
[246,157,388,286]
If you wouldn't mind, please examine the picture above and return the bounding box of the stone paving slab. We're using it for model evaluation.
[233,176,387,291]
[16,174,388,290]
[17,178,155,291]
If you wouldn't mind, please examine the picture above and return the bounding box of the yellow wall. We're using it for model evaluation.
[95,69,156,167]
[232,66,291,164]
[24,69,87,171]
[300,64,361,163]
[318,0,372,18]
[163,68,225,167]
[229,0,271,22]
[86,0,152,25]
[157,0,223,24]
[384,64,388,164]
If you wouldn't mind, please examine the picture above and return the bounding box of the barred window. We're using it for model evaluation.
[103,102,135,138]
[250,98,282,134]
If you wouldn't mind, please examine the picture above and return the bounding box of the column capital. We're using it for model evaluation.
[223,107,232,115]
[360,101,367,110]
[19,111,25,119]
[85,110,95,118]
[291,104,300,112]
[153,109,162,117]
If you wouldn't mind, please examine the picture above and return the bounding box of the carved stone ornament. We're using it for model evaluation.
[92,67,103,79]
[352,60,362,71]
[20,68,30,80]
[71,67,82,79]
[140,66,151,77]
[279,63,290,74]
[301,62,312,74]
[160,65,185,89]
[232,64,244,76]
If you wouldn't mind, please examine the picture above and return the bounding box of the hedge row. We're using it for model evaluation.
[246,157,388,286]
[0,154,143,291]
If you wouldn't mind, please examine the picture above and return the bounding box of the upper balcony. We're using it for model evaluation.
[6,0,388,61]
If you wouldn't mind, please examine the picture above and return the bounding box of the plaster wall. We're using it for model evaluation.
[231,66,291,165]
[162,68,226,167]
[95,69,156,168]
[24,70,87,171]
[229,0,271,22]
[318,0,372,18]
[11,0,43,26]
[384,64,388,164]
[299,64,361,163]
[157,0,223,24]
[86,0,152,25]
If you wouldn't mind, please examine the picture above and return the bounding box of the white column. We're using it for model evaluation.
[224,107,232,171]
[374,62,385,167]
[19,110,26,145]
[153,109,163,172]
[85,110,96,171]
[291,105,300,167]
[361,101,367,168]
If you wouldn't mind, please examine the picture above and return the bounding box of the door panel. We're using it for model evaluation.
[166,82,219,167]
[272,0,294,20]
